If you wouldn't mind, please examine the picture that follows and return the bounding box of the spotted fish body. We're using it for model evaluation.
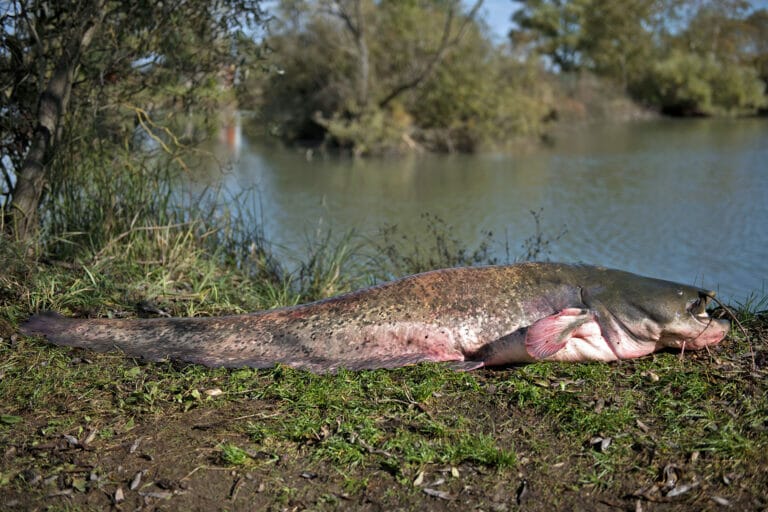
[21,263,730,372]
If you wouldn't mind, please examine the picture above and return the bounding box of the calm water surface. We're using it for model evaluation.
[202,118,768,304]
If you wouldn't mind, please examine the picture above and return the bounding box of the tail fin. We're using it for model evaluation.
[20,310,309,369]
[21,311,77,344]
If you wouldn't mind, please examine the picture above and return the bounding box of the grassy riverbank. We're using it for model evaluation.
[0,223,766,510]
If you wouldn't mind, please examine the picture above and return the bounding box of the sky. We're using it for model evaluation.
[470,0,768,41]
[474,0,517,40]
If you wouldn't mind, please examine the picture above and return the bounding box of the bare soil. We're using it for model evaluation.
[1,316,767,512]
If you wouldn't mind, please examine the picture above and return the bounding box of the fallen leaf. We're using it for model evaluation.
[666,482,697,498]
[594,398,605,413]
[82,429,97,446]
[590,436,612,452]
[422,488,454,500]
[71,477,87,492]
[47,489,73,498]
[130,470,144,490]
[129,436,143,454]
[710,495,732,507]
[642,370,660,382]
[662,463,681,488]
[62,434,79,446]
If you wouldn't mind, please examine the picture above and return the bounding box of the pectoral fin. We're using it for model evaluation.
[525,308,597,360]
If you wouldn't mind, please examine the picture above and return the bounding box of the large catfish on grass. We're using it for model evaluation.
[22,263,729,372]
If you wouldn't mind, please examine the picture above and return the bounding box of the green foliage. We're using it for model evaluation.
[511,0,591,72]
[579,0,656,86]
[509,1,768,116]
[638,51,766,115]
[1,0,264,219]
[410,40,552,152]
[314,106,413,156]
[259,17,358,142]
[747,9,768,84]
[220,443,252,466]
[256,0,552,154]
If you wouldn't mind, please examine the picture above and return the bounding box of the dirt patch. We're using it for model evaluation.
[2,318,767,511]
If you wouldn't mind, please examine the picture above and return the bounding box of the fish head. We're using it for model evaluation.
[581,269,730,356]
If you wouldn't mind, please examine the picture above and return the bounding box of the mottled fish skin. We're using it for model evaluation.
[20,263,730,372]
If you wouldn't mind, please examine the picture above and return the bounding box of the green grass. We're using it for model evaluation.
[219,443,251,466]
[0,154,766,508]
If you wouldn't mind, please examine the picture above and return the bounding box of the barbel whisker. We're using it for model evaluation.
[710,296,754,371]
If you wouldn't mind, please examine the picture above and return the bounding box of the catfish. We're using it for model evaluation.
[21,263,729,372]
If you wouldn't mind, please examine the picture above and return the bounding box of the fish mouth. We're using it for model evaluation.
[681,292,730,348]
[689,291,717,325]
[691,309,714,325]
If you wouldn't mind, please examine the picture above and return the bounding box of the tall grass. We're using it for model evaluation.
[3,118,568,321]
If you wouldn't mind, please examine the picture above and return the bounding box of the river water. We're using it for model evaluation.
[200,117,767,304]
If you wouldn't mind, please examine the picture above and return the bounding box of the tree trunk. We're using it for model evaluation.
[6,9,102,240]
[354,0,369,107]
[332,0,369,109]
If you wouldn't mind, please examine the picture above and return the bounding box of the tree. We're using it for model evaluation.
[259,0,497,154]
[678,0,751,61]
[509,0,767,114]
[373,0,484,110]
[510,0,590,72]
[2,0,106,239]
[510,0,661,85]
[1,0,264,240]
[326,0,370,107]
[579,0,657,88]
[639,0,767,114]
[746,9,768,86]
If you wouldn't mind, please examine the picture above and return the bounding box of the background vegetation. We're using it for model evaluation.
[0,2,766,509]
[511,0,767,116]
[4,1,768,241]
[247,0,767,155]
